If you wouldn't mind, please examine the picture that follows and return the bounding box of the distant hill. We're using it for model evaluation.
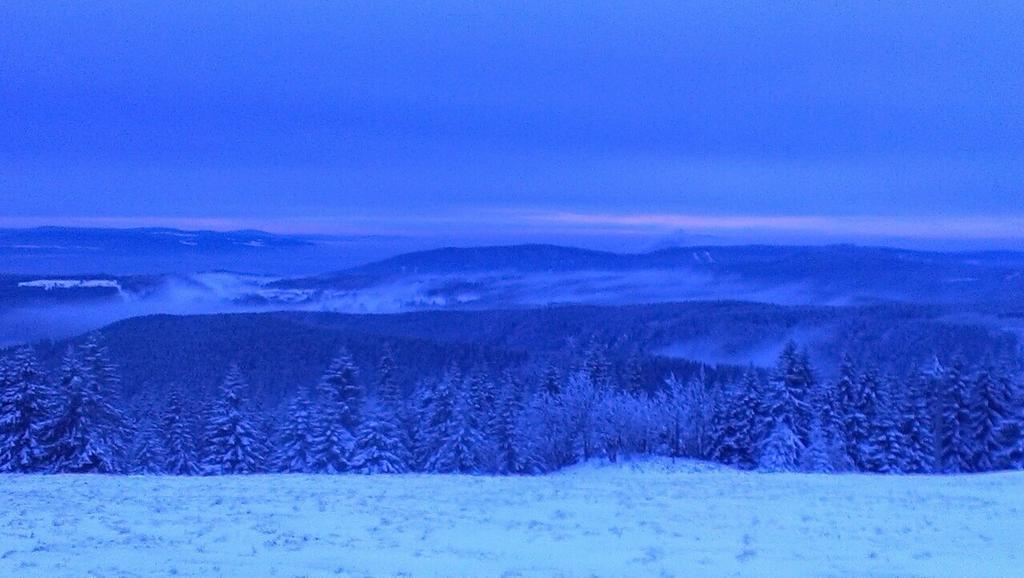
[0,227,416,275]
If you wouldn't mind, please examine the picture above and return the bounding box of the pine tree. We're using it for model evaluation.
[162,388,200,475]
[939,359,973,473]
[582,336,612,389]
[996,368,1023,469]
[202,364,266,475]
[351,401,411,474]
[273,383,318,473]
[376,344,398,401]
[427,385,483,473]
[710,375,758,469]
[625,354,645,396]
[771,342,814,447]
[541,362,562,397]
[413,367,459,469]
[759,420,803,472]
[835,355,866,469]
[129,413,165,474]
[757,355,805,471]
[900,372,936,473]
[80,333,123,399]
[810,379,850,471]
[311,349,362,473]
[863,376,905,474]
[0,347,55,472]
[801,414,833,473]
[493,377,537,474]
[970,367,1010,472]
[46,348,129,473]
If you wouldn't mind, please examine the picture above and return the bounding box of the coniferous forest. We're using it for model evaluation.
[2,334,1022,476]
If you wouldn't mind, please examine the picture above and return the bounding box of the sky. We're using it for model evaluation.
[2,1,1024,249]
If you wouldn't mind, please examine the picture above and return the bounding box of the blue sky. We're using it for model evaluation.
[2,2,1023,247]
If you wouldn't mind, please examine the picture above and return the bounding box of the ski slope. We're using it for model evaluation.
[1,459,1021,577]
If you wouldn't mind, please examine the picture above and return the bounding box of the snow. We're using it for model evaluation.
[1,460,1022,577]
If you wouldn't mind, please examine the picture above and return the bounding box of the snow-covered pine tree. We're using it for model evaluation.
[492,376,537,474]
[412,366,459,469]
[939,359,973,473]
[771,342,814,447]
[757,360,804,472]
[427,383,483,473]
[678,366,714,458]
[161,389,200,475]
[581,336,613,390]
[468,368,499,438]
[376,344,397,400]
[899,372,936,473]
[759,419,803,472]
[625,354,646,396]
[996,366,1023,469]
[801,413,833,473]
[202,364,266,475]
[377,351,413,462]
[351,399,411,474]
[46,347,130,473]
[0,347,55,472]
[273,383,318,473]
[710,375,758,469]
[970,366,1010,472]
[808,378,850,472]
[541,362,562,397]
[863,375,906,474]
[129,412,165,474]
[311,349,362,473]
[80,332,123,398]
[836,356,868,470]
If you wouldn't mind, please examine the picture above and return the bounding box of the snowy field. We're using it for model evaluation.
[1,459,1022,577]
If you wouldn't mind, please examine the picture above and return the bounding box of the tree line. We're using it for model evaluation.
[1,337,1022,475]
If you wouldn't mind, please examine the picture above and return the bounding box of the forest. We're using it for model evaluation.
[2,333,1022,476]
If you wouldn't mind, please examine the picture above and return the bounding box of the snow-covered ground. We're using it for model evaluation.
[1,459,1021,577]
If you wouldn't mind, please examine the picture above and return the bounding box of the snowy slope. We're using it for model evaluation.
[1,459,1021,577]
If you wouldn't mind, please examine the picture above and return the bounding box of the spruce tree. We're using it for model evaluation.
[801,414,833,473]
[0,347,55,472]
[413,367,459,469]
[625,354,646,396]
[427,385,483,473]
[351,400,410,474]
[757,359,804,471]
[710,377,757,469]
[202,364,266,475]
[493,377,537,474]
[771,342,814,447]
[311,349,362,473]
[273,383,318,473]
[863,376,905,474]
[47,348,129,473]
[939,359,973,473]
[129,413,165,474]
[582,336,612,389]
[759,420,803,472]
[970,367,1009,472]
[162,388,200,475]
[900,373,936,473]
[837,354,867,469]
[541,362,562,397]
